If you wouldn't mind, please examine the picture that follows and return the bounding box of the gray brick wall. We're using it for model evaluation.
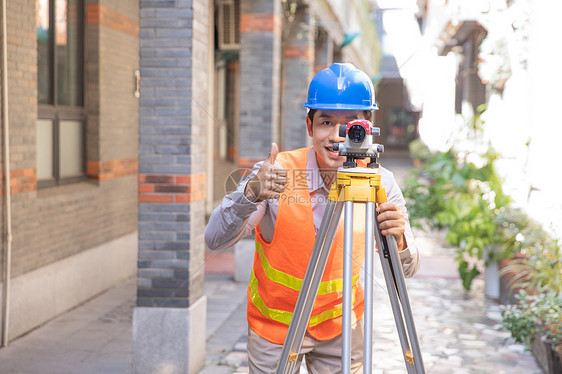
[138,0,207,308]
[282,59,311,150]
[238,0,282,160]
[314,27,333,73]
[281,3,313,151]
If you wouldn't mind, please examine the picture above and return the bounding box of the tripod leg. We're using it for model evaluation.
[374,227,417,374]
[374,214,425,374]
[383,231,425,374]
[276,199,344,374]
[342,200,354,373]
[363,201,375,374]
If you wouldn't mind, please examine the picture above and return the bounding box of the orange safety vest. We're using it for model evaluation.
[247,146,367,344]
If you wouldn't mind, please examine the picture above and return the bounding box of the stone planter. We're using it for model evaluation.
[531,333,562,374]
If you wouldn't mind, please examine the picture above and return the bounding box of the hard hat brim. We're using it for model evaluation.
[304,103,378,110]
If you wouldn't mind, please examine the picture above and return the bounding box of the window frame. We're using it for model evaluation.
[37,105,86,188]
[37,0,87,188]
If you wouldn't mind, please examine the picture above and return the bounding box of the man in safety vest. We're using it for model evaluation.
[205,63,421,373]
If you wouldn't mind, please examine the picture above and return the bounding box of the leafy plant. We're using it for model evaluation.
[490,205,532,262]
[500,290,562,349]
[403,148,460,230]
[404,145,512,290]
[404,103,559,293]
[408,138,433,163]
[500,223,562,294]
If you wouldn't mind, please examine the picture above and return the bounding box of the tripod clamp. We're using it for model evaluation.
[328,167,386,204]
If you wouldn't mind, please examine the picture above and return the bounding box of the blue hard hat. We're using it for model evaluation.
[304,63,378,110]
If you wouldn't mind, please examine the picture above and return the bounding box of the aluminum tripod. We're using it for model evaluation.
[275,167,425,374]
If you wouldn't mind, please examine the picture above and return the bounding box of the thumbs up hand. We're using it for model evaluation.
[244,143,288,202]
[265,142,279,165]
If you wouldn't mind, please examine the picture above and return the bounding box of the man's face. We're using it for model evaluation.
[306,109,366,170]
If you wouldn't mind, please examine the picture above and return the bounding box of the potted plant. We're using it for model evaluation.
[500,290,562,373]
[408,139,432,168]
[499,219,561,300]
[499,222,561,373]
[486,206,534,300]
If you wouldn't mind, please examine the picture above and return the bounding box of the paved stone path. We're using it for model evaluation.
[0,279,136,374]
[0,234,541,374]
[200,229,542,374]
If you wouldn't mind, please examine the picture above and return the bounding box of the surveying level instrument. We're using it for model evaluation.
[275,120,425,373]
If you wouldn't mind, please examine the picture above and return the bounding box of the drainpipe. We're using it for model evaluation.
[206,0,214,217]
[1,0,12,348]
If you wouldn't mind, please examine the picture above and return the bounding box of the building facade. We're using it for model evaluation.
[2,0,382,372]
[1,0,139,344]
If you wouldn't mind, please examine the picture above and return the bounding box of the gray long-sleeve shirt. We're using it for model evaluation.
[205,147,420,277]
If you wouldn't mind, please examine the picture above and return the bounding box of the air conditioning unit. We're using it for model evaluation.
[217,0,240,50]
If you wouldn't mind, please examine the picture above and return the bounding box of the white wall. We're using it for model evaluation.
[417,0,562,237]
[1,233,137,341]
[523,0,562,235]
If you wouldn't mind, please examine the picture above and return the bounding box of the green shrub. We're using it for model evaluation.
[500,290,562,348]
[500,224,561,294]
[403,145,512,290]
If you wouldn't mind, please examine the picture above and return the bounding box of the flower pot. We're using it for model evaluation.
[531,333,562,374]
[555,345,562,374]
[498,256,527,305]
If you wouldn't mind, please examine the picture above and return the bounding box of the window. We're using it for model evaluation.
[36,0,85,187]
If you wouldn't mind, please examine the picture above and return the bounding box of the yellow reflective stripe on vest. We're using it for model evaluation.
[249,270,358,327]
[249,271,293,325]
[255,240,359,295]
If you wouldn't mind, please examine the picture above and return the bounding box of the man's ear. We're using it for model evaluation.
[306,116,313,137]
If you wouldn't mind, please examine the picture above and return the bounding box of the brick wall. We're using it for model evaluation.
[137,0,208,308]
[281,2,313,151]
[188,0,209,302]
[0,0,139,277]
[2,0,37,194]
[238,0,282,166]
[314,27,333,74]
[98,0,140,161]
